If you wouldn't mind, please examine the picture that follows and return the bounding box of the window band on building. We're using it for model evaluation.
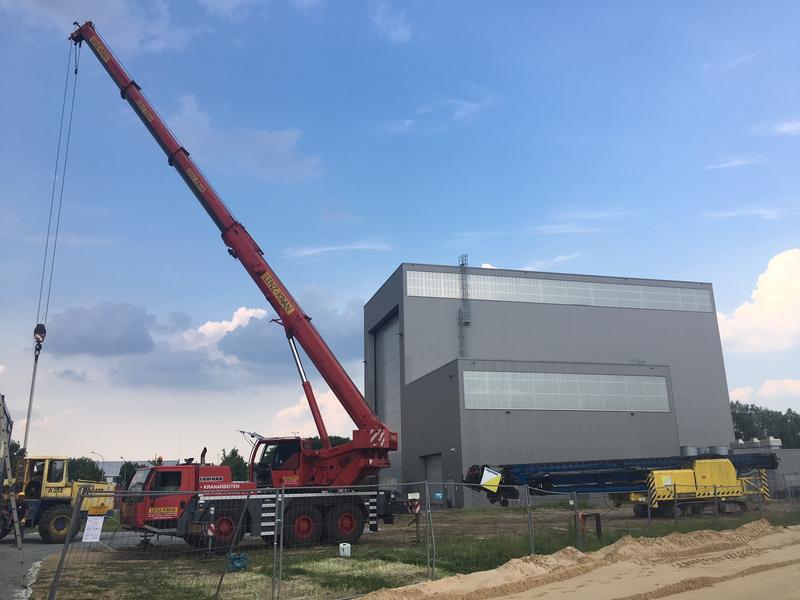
[463,370,671,413]
[407,270,713,312]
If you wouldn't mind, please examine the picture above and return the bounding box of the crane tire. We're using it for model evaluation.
[326,502,365,544]
[284,505,324,547]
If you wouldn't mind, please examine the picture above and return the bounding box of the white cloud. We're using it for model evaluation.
[703,206,796,220]
[718,50,761,74]
[271,389,355,438]
[169,95,322,182]
[384,97,493,135]
[283,240,391,258]
[704,157,765,170]
[179,307,267,356]
[718,249,800,352]
[1,0,198,55]
[758,379,800,400]
[368,0,411,43]
[773,121,800,136]
[480,263,497,269]
[731,379,800,412]
[531,223,601,235]
[0,364,6,374]
[729,385,754,402]
[521,252,580,272]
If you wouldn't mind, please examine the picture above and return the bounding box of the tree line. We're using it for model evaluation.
[730,401,800,448]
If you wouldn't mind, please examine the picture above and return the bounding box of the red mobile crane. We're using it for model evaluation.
[68,22,397,546]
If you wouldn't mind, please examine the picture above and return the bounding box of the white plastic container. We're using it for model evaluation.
[338,542,351,557]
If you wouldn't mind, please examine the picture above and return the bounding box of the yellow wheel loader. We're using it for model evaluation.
[3,456,115,543]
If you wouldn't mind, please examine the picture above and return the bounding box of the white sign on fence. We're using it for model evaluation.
[82,516,104,542]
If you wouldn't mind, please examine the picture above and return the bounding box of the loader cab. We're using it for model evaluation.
[252,438,302,488]
[21,457,68,500]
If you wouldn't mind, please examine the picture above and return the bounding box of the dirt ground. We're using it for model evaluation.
[363,520,800,600]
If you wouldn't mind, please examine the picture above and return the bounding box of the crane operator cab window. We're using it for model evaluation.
[254,440,301,487]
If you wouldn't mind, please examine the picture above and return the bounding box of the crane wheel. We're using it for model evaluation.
[39,505,75,544]
[326,502,365,544]
[284,505,323,546]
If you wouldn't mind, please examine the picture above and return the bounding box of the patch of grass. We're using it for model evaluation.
[284,557,434,595]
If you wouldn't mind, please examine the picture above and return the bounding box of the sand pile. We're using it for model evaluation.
[362,520,781,600]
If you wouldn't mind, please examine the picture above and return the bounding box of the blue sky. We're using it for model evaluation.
[0,1,798,460]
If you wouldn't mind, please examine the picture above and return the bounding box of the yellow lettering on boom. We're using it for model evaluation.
[261,272,296,315]
[88,36,111,62]
[135,99,154,123]
[185,168,206,193]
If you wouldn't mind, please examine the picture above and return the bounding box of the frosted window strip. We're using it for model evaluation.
[407,271,712,312]
[463,371,670,412]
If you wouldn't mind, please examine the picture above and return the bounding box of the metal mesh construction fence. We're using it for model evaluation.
[34,481,800,599]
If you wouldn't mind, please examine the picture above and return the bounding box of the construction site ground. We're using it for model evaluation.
[364,519,800,600]
[28,501,800,599]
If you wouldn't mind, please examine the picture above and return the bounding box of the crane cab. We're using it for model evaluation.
[251,437,308,488]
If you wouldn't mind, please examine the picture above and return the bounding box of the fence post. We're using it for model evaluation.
[48,486,87,600]
[571,492,582,551]
[271,487,282,600]
[278,485,285,597]
[215,492,251,599]
[646,487,652,532]
[755,481,763,512]
[713,485,720,530]
[524,485,535,555]
[424,481,436,579]
[672,483,678,527]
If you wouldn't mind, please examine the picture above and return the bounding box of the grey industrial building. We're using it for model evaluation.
[364,263,736,504]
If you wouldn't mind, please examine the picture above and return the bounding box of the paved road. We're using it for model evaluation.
[0,532,61,599]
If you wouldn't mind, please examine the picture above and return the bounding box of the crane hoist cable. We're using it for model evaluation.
[22,41,81,451]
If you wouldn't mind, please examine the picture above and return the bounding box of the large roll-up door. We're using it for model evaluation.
[375,313,401,484]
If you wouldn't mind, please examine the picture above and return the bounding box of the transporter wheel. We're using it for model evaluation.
[284,505,323,547]
[326,502,365,544]
[632,503,648,518]
[39,505,75,544]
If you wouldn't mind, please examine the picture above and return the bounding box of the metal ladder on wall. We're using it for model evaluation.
[1,394,24,556]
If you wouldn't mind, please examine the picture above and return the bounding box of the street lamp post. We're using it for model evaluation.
[90,451,105,476]
[120,456,127,486]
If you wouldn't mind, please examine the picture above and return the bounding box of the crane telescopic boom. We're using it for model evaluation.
[69,22,396,471]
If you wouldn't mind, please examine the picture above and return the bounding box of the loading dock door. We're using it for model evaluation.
[375,313,401,485]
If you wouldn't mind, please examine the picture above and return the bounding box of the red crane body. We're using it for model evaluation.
[69,22,396,488]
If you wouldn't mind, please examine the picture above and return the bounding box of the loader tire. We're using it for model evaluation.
[39,505,75,544]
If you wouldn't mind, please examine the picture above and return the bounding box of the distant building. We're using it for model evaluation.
[364,263,735,505]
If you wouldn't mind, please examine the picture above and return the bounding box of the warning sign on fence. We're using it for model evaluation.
[82,516,104,542]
